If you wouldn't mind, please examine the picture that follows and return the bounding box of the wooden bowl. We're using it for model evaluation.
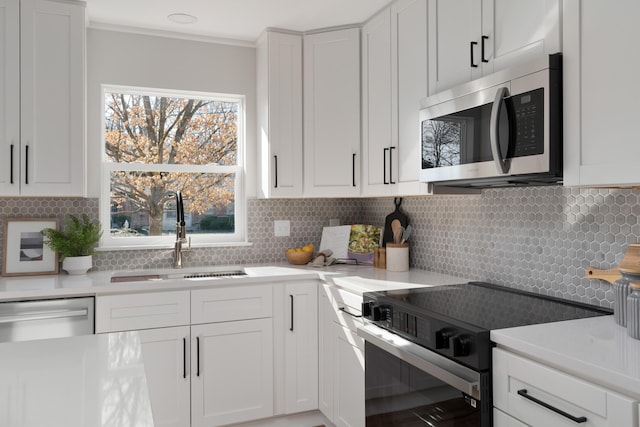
[285,250,313,265]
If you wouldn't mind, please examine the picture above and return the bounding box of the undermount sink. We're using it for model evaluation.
[110,268,247,283]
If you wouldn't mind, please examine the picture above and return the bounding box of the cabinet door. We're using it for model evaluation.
[428,0,482,94]
[303,27,361,197]
[564,0,640,186]
[0,0,19,196]
[361,7,394,197]
[139,326,191,427]
[484,0,561,75]
[393,0,429,195]
[284,282,318,414]
[256,31,303,198]
[318,285,336,421]
[20,0,85,196]
[191,319,274,427]
[334,323,365,427]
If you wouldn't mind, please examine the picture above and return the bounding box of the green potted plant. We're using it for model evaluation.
[41,214,103,275]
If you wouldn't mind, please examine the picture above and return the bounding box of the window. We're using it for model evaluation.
[100,86,246,249]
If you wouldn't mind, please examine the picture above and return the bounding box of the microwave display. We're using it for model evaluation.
[421,88,544,170]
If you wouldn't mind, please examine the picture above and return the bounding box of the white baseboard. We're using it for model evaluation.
[229,410,334,427]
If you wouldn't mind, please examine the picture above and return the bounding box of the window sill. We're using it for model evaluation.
[96,241,254,251]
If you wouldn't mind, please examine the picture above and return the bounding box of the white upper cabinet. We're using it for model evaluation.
[362,0,430,197]
[0,0,85,197]
[563,0,640,187]
[428,0,561,95]
[361,7,393,196]
[303,27,361,197]
[256,30,303,198]
[0,0,19,196]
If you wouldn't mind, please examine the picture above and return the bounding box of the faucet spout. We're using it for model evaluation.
[173,191,189,268]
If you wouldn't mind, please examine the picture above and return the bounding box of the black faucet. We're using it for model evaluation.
[173,190,189,268]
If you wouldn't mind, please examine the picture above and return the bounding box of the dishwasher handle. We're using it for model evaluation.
[0,309,89,324]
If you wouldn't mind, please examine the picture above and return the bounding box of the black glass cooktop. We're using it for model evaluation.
[373,281,612,331]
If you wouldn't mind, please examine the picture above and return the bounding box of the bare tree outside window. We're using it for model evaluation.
[103,91,241,239]
[421,119,462,169]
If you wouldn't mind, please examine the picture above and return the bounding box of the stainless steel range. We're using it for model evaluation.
[358,281,612,426]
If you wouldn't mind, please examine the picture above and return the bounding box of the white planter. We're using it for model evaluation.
[62,255,93,275]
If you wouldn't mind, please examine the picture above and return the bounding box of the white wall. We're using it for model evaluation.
[86,29,257,198]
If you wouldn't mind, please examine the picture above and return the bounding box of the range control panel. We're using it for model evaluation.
[362,295,491,371]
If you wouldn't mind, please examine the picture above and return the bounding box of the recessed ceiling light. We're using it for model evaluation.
[167,13,198,25]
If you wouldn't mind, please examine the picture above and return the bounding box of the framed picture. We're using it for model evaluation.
[2,218,59,277]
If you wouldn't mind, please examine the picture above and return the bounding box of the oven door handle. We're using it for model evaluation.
[357,323,481,401]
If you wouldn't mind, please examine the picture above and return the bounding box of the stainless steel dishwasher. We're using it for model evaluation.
[0,297,94,342]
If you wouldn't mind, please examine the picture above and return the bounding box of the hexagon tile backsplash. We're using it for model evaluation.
[2,186,640,307]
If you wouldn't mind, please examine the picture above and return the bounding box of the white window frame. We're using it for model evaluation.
[99,85,247,250]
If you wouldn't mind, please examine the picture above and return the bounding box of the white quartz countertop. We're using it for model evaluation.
[0,331,154,427]
[491,315,640,400]
[0,263,468,301]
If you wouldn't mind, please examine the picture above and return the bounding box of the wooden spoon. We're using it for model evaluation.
[391,219,402,244]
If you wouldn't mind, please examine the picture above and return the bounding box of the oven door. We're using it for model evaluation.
[358,323,491,427]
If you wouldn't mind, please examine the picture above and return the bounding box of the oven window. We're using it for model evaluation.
[365,342,482,426]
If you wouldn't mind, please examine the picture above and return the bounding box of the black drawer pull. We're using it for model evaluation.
[383,148,389,184]
[517,389,587,423]
[289,294,294,331]
[389,146,396,184]
[10,144,14,184]
[339,307,362,318]
[196,336,201,377]
[470,41,478,68]
[25,144,29,184]
[183,337,187,379]
[481,35,489,63]
[274,155,278,188]
[352,153,357,187]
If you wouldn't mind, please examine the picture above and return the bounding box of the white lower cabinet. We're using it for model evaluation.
[139,326,191,427]
[191,319,273,427]
[319,284,365,427]
[96,284,280,427]
[334,323,365,427]
[493,348,638,426]
[282,282,318,414]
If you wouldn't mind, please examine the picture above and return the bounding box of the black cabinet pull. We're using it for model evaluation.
[470,41,478,68]
[517,389,587,424]
[25,145,29,184]
[352,153,356,187]
[383,148,389,184]
[183,337,187,379]
[389,146,396,184]
[196,336,201,377]
[9,144,14,184]
[274,155,278,188]
[481,35,489,63]
[339,307,362,318]
[289,294,294,331]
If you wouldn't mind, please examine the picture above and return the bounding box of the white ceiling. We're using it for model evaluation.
[85,0,391,44]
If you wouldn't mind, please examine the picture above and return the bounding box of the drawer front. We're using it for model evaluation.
[493,408,528,427]
[96,291,190,332]
[327,285,363,331]
[493,348,637,427]
[191,285,273,324]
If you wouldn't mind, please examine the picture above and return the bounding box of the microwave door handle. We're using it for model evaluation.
[490,87,511,174]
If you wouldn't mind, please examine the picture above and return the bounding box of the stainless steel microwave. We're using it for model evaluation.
[419,53,562,188]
